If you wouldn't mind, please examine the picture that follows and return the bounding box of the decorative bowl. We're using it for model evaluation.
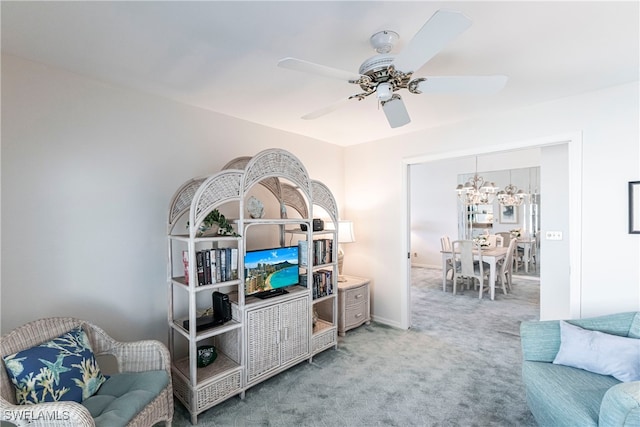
[197,345,217,368]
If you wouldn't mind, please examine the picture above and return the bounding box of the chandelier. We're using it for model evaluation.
[497,171,527,206]
[455,158,499,205]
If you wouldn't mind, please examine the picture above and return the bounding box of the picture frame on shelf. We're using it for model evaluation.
[629,181,640,234]
[499,204,518,224]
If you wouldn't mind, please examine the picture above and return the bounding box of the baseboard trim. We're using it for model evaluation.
[512,274,541,282]
[411,263,440,269]
[370,314,404,330]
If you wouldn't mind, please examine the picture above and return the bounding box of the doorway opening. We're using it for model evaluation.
[400,132,583,328]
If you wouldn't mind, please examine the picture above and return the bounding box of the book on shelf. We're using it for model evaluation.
[203,250,212,285]
[215,249,222,283]
[196,251,205,286]
[230,248,238,280]
[209,249,220,284]
[313,239,333,266]
[299,269,333,299]
[182,248,238,286]
[299,238,334,267]
[182,250,189,285]
[298,240,308,267]
[220,248,226,282]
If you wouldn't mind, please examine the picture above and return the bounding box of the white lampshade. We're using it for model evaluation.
[336,220,355,282]
[338,220,356,243]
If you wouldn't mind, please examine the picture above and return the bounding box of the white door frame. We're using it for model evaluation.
[400,132,583,329]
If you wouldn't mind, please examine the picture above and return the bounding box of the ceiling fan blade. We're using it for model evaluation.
[392,10,472,73]
[381,95,411,128]
[278,57,363,82]
[414,75,508,94]
[301,97,353,120]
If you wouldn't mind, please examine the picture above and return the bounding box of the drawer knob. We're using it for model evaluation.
[355,294,363,299]
[355,313,363,318]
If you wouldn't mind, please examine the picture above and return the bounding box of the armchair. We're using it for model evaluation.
[1,317,173,427]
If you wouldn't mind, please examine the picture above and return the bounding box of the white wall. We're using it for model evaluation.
[539,144,570,319]
[343,82,639,326]
[409,157,463,268]
[0,55,344,339]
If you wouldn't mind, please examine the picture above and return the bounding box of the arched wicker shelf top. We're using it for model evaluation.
[242,149,311,201]
[191,170,243,226]
[223,155,286,209]
[281,183,309,219]
[168,176,209,229]
[311,180,339,223]
[168,149,336,232]
[223,152,312,219]
[221,156,251,170]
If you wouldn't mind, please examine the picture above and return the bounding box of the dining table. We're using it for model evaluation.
[441,245,509,300]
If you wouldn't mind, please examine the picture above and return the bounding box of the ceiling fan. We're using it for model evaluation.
[278,9,508,128]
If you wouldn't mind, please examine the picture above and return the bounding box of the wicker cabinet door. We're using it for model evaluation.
[246,304,280,383]
[280,297,310,365]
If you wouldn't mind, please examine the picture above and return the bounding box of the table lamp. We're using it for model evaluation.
[337,220,355,282]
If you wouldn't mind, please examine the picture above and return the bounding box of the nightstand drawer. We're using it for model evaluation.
[344,301,367,328]
[345,285,368,306]
[337,276,371,336]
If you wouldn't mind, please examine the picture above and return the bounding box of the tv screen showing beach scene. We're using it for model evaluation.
[244,246,299,296]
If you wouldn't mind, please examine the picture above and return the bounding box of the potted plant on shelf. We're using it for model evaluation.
[191,209,240,237]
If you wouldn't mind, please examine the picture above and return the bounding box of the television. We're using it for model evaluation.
[244,246,299,299]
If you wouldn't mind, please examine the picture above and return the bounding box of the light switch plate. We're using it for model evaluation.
[545,231,563,240]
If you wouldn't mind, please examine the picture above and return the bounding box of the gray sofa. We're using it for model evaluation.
[520,312,640,427]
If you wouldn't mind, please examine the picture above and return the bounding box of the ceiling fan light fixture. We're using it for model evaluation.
[278,10,507,129]
[376,82,393,101]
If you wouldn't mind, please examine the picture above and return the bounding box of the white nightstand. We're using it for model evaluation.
[337,275,371,336]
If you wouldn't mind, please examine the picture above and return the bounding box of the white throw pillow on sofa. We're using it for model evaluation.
[553,321,640,382]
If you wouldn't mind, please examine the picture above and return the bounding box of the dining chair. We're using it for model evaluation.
[516,237,538,272]
[497,237,518,293]
[451,240,490,298]
[485,234,499,247]
[497,232,512,246]
[440,236,454,290]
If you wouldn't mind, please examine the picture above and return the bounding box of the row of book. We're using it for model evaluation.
[182,248,238,286]
[299,269,333,300]
[298,239,334,267]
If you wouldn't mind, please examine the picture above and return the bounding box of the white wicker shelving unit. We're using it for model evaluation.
[167,149,339,424]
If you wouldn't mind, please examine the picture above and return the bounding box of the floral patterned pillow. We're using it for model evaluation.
[3,326,106,404]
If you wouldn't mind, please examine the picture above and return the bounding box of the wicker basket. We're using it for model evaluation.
[312,320,337,353]
[172,352,243,423]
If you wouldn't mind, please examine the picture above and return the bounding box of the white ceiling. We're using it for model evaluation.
[2,1,638,147]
